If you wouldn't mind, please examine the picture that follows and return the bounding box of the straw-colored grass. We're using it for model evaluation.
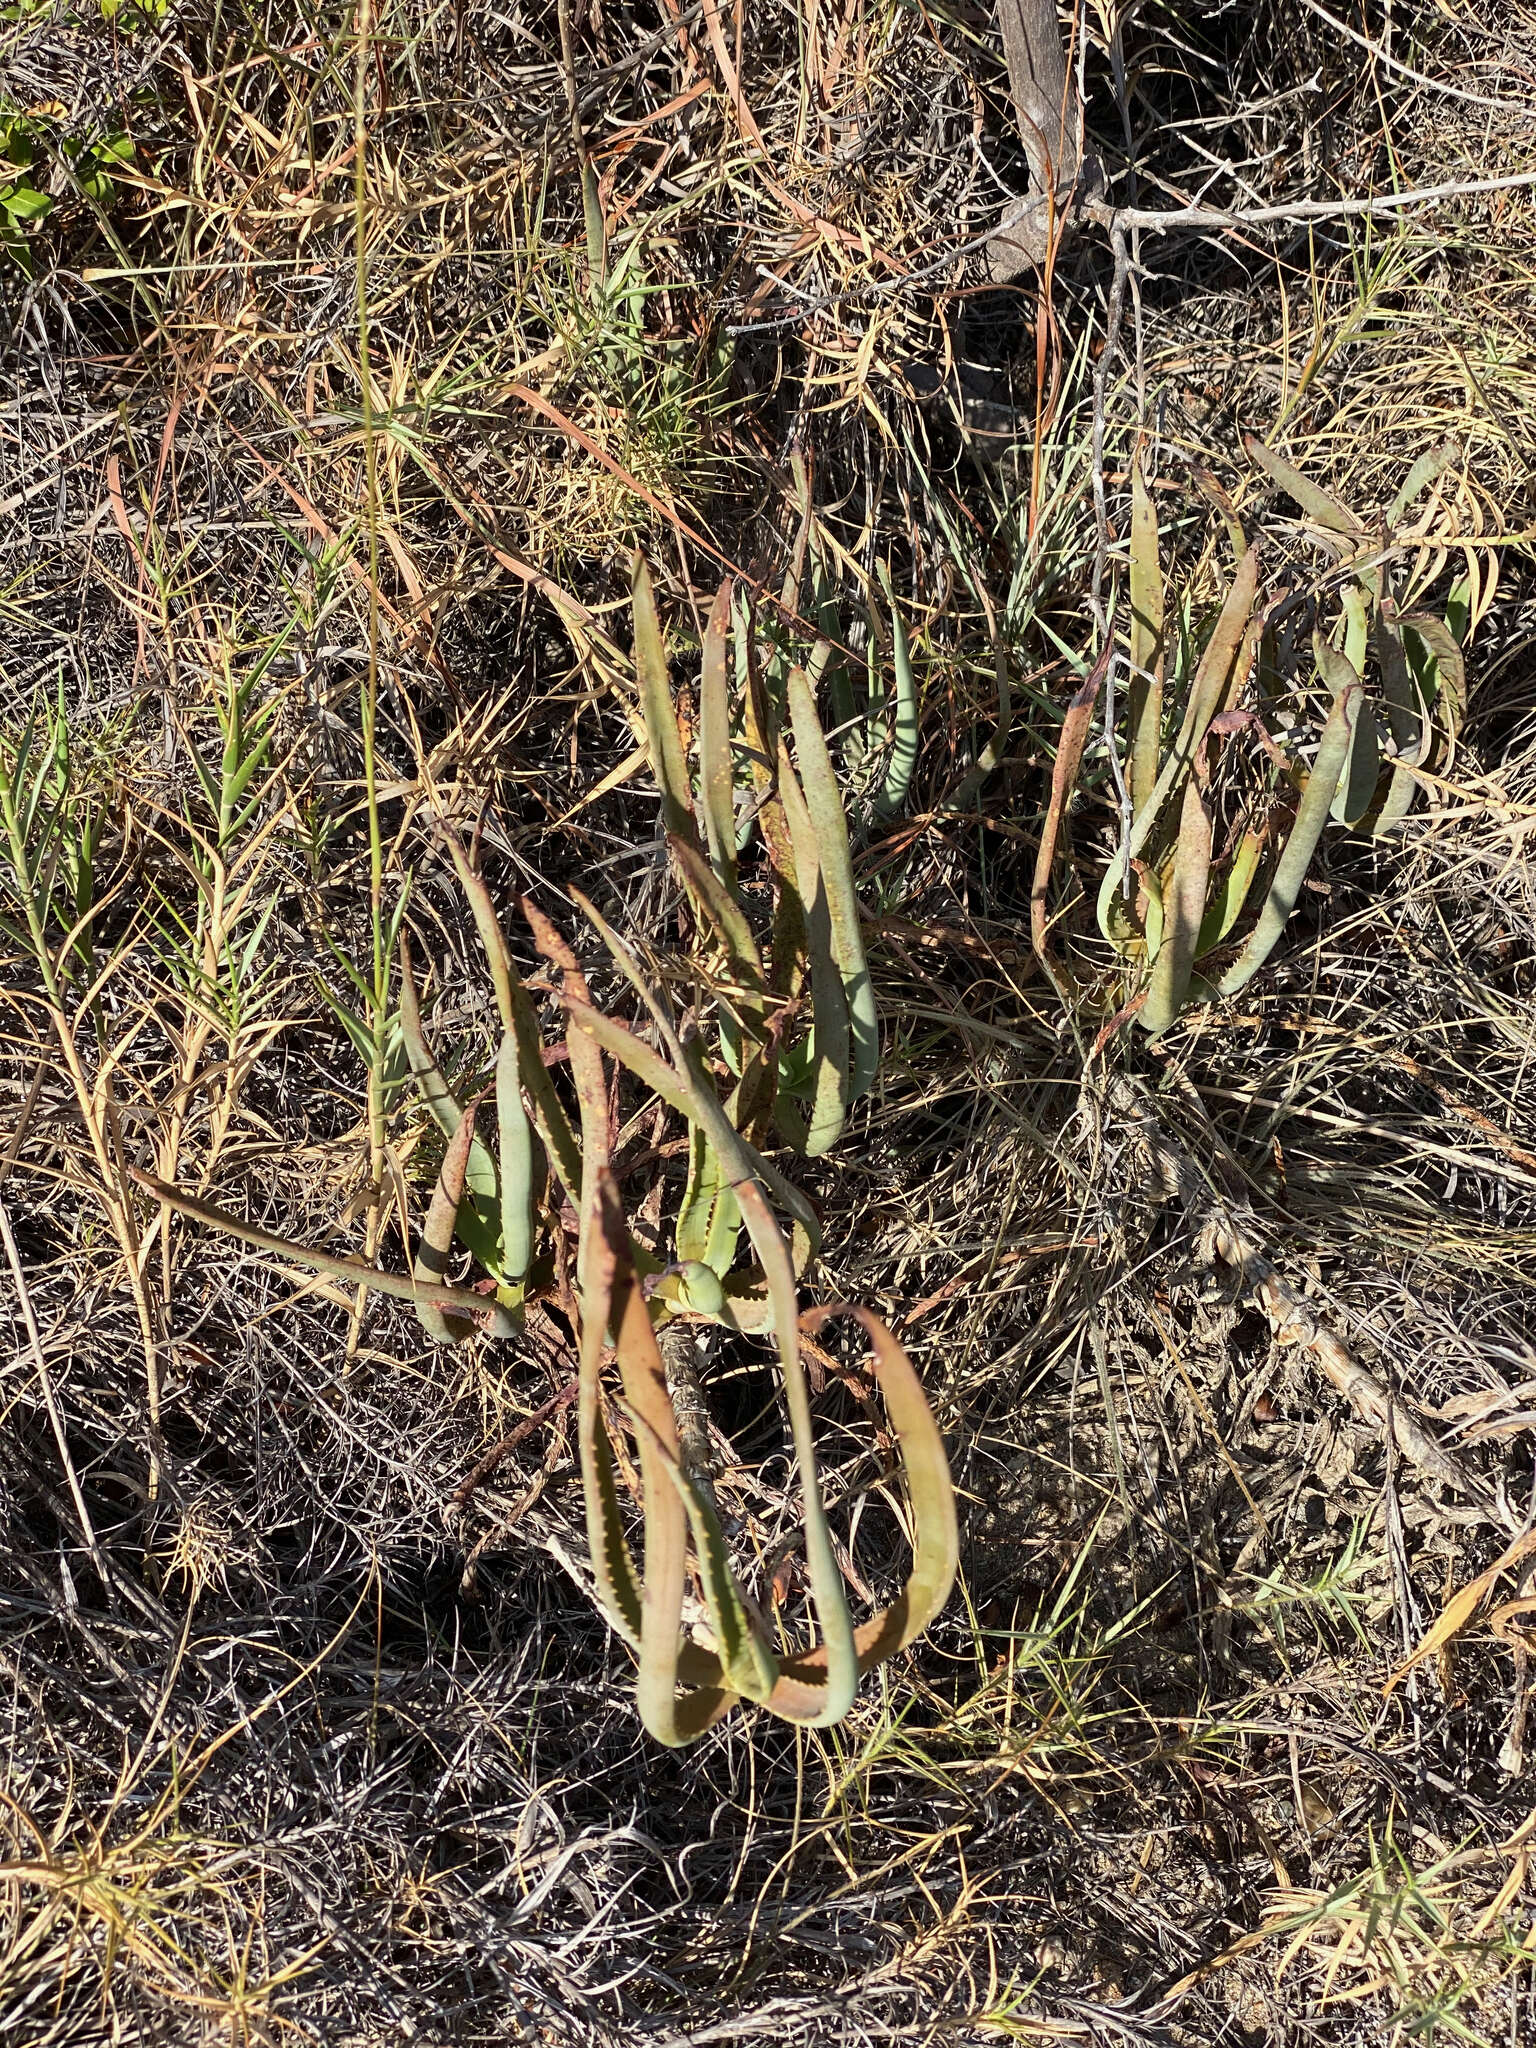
[1,0,1533,2041]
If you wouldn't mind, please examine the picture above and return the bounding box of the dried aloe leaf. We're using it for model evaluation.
[1244,435,1364,538]
[1140,771,1214,1036]
[130,1169,517,1336]
[523,899,608,1287]
[1190,464,1250,563]
[577,1176,734,1744]
[1039,650,1109,988]
[786,665,878,1104]
[1128,456,1165,817]
[1402,613,1466,742]
[698,578,737,891]
[560,992,820,1263]
[668,833,766,1008]
[1387,439,1456,530]
[1217,666,1359,998]
[414,1091,485,1343]
[777,739,849,1156]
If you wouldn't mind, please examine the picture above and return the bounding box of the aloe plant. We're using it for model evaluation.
[631,555,878,1157]
[1080,440,1471,1034]
[138,555,958,1744]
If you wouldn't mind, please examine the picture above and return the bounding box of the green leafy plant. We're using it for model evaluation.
[136,555,959,1746]
[0,106,135,267]
[0,111,55,265]
[1038,438,1472,1033]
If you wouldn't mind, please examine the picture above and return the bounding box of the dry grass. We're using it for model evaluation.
[1,0,1534,2041]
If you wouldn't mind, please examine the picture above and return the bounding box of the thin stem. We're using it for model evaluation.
[353,0,388,1351]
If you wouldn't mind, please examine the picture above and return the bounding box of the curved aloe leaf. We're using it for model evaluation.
[1326,643,1379,829]
[1194,823,1267,958]
[731,1175,858,1726]
[1140,771,1213,1036]
[1245,435,1363,538]
[414,1092,484,1343]
[877,597,918,817]
[130,1169,517,1336]
[616,1193,739,1744]
[440,834,584,1205]
[1097,548,1260,936]
[626,1402,780,1703]
[576,1175,734,1744]
[698,578,737,891]
[776,741,848,1156]
[398,932,497,1199]
[1217,669,1360,998]
[774,1304,958,1697]
[787,665,878,1104]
